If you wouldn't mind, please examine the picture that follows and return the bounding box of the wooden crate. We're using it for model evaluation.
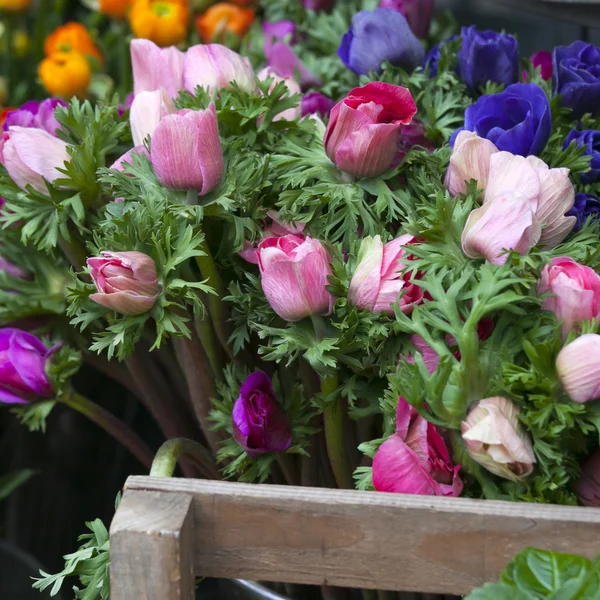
[109,476,600,600]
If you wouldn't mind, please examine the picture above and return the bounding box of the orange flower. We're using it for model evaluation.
[129,0,189,47]
[45,22,103,64]
[39,51,92,99]
[0,0,31,13]
[196,3,254,43]
[99,0,132,18]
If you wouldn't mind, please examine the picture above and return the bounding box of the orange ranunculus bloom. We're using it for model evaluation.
[196,3,254,43]
[0,0,31,13]
[44,22,103,64]
[99,0,132,19]
[129,0,189,47]
[39,51,92,99]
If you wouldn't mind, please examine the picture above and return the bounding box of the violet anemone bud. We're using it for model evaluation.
[0,328,55,404]
[3,98,67,136]
[232,371,292,456]
[262,20,297,55]
[266,41,321,89]
[256,234,335,322]
[461,396,536,481]
[0,126,70,195]
[301,92,335,119]
[150,105,224,195]
[130,39,185,97]
[538,257,600,340]
[373,397,462,496]
[129,88,176,147]
[556,334,600,404]
[324,82,417,178]
[574,449,600,507]
[87,251,160,316]
[257,68,302,122]
[348,234,423,316]
[183,44,257,96]
[445,131,499,197]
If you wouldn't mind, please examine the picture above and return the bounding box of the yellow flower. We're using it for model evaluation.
[38,51,92,99]
[13,30,30,58]
[0,0,31,13]
[129,0,189,47]
[45,22,103,65]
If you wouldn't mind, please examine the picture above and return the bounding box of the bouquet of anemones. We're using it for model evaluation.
[2,0,600,597]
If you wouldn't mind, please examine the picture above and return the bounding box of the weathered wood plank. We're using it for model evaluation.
[110,489,195,600]
[119,476,600,595]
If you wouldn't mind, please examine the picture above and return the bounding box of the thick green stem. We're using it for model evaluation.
[321,374,354,489]
[150,438,220,479]
[60,387,154,471]
[58,236,87,273]
[195,313,223,381]
[195,239,232,358]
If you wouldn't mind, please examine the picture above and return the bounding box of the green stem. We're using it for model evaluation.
[33,0,48,61]
[321,374,353,489]
[116,20,132,96]
[150,438,220,479]
[195,238,232,358]
[276,452,298,486]
[3,15,14,100]
[58,236,87,273]
[60,387,154,471]
[195,313,223,381]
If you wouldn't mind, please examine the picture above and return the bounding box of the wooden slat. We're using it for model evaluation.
[110,489,195,600]
[120,476,600,595]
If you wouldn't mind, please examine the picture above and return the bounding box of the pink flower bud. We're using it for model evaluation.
[461,192,541,265]
[257,68,302,122]
[405,335,440,374]
[256,234,334,322]
[379,0,434,38]
[444,131,499,196]
[266,41,321,89]
[373,397,463,496]
[129,89,176,147]
[87,251,160,316]
[461,397,536,481]
[324,82,417,178]
[556,334,600,404]
[150,105,224,195]
[183,44,257,96]
[538,257,600,340]
[531,50,553,81]
[574,448,600,507]
[131,39,185,97]
[348,234,423,315]
[0,328,55,404]
[525,156,575,248]
[0,127,70,195]
[232,371,292,457]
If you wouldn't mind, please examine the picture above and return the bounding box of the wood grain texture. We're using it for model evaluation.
[116,476,600,595]
[110,489,195,600]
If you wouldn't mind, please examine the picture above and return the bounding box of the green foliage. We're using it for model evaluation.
[33,519,111,600]
[0,469,37,501]
[466,548,600,599]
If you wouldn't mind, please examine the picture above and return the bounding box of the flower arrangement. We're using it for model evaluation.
[2,0,600,597]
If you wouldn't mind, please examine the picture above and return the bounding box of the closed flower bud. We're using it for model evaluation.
[461,397,536,481]
[556,334,600,404]
[130,39,185,97]
[39,51,92,99]
[445,131,499,197]
[301,92,335,119]
[129,0,189,47]
[324,82,417,178]
[0,328,55,404]
[196,3,255,43]
[0,126,70,195]
[183,44,257,96]
[531,50,552,81]
[150,105,224,195]
[538,257,600,340]
[87,251,160,315]
[44,22,103,64]
[262,20,296,55]
[129,88,176,146]
[373,397,462,497]
[256,234,334,322]
[349,234,423,316]
[574,449,600,507]
[266,41,321,90]
[232,371,292,457]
